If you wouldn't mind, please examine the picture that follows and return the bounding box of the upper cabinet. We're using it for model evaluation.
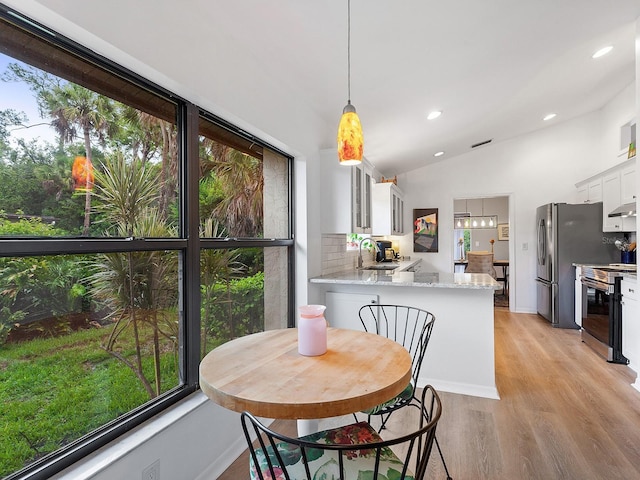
[576,157,637,233]
[575,178,602,204]
[600,160,636,232]
[371,182,405,235]
[320,149,373,234]
[621,163,637,205]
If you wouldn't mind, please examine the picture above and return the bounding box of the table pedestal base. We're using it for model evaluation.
[297,419,318,436]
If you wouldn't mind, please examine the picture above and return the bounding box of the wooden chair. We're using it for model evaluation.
[241,385,442,480]
[357,304,452,480]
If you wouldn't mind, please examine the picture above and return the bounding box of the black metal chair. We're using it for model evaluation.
[241,385,442,480]
[357,304,452,480]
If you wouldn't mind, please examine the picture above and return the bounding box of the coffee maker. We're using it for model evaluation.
[375,240,393,262]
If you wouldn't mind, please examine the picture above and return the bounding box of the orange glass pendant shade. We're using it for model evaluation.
[72,155,94,191]
[337,103,363,165]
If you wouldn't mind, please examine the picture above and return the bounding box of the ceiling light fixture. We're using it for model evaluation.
[454,198,498,230]
[427,110,442,120]
[543,113,557,121]
[592,46,613,59]
[337,0,363,166]
[434,151,445,157]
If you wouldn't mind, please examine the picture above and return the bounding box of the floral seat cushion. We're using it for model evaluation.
[250,421,414,480]
[361,382,414,415]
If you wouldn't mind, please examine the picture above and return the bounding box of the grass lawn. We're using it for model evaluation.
[0,325,179,477]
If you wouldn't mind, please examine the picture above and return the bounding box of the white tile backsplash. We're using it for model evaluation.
[321,234,376,275]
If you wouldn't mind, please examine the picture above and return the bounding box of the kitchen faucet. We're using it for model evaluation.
[358,237,379,268]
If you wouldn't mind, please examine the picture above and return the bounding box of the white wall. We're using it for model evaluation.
[394,83,635,314]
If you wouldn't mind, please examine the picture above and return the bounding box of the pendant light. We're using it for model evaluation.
[337,0,363,165]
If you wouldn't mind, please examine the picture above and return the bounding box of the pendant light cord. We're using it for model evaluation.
[347,0,351,104]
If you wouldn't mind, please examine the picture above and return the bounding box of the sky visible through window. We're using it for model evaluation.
[0,53,58,146]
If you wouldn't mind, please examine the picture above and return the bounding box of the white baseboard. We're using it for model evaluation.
[418,378,500,400]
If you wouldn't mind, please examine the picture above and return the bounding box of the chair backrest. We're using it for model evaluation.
[241,385,442,480]
[464,251,497,279]
[358,305,435,391]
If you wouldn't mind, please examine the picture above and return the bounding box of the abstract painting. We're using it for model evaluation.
[413,208,438,252]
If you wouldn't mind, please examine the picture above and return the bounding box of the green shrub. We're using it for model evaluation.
[201,271,264,344]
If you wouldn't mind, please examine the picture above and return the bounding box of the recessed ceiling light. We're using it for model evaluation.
[543,113,557,121]
[433,151,445,157]
[592,46,613,59]
[427,111,442,120]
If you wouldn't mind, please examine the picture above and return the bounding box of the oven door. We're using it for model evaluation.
[580,277,613,360]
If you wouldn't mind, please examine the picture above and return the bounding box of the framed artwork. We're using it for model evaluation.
[498,223,509,241]
[413,208,438,252]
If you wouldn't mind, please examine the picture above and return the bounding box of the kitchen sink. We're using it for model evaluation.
[361,264,398,271]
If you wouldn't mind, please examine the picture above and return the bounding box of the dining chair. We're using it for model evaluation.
[464,251,497,279]
[241,385,442,480]
[357,304,452,480]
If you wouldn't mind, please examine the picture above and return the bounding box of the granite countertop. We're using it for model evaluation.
[310,269,500,290]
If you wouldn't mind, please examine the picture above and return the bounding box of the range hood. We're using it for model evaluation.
[608,202,637,218]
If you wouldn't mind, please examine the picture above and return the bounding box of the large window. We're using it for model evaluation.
[0,5,293,480]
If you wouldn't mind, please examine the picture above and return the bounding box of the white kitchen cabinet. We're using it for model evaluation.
[621,163,637,205]
[621,278,638,373]
[575,178,602,204]
[603,169,636,232]
[352,161,373,234]
[576,158,636,232]
[320,149,373,234]
[371,182,405,235]
[325,291,378,331]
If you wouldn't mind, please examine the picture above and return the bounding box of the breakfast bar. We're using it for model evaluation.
[310,267,501,399]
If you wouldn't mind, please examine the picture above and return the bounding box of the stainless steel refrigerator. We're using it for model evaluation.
[536,203,618,328]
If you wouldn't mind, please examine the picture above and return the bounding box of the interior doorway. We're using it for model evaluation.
[454,196,510,308]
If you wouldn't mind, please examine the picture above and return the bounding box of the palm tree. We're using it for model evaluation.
[45,83,118,235]
[200,141,264,237]
[135,111,178,219]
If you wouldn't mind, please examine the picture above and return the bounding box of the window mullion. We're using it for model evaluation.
[182,102,202,388]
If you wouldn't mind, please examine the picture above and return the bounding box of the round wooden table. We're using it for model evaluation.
[199,327,412,421]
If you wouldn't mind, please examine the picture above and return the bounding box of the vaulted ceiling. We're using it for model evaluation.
[13,0,640,176]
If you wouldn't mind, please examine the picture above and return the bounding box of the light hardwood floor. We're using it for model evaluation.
[218,308,640,479]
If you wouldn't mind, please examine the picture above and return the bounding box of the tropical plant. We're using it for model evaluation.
[3,63,119,235]
[200,140,263,237]
[0,253,93,344]
[46,83,119,235]
[90,154,178,398]
[200,217,246,355]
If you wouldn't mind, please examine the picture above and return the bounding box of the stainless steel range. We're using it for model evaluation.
[580,264,637,363]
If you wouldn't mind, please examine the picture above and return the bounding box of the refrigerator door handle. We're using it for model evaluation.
[537,218,546,266]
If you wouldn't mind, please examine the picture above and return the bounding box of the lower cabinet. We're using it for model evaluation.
[325,292,378,331]
[621,278,639,373]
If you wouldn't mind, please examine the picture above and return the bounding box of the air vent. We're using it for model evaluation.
[471,139,492,148]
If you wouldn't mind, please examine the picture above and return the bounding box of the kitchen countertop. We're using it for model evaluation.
[573,263,637,270]
[310,266,500,290]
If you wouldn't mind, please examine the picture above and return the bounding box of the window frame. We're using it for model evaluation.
[0,5,295,479]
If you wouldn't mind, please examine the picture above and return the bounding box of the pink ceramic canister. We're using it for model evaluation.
[297,305,327,356]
